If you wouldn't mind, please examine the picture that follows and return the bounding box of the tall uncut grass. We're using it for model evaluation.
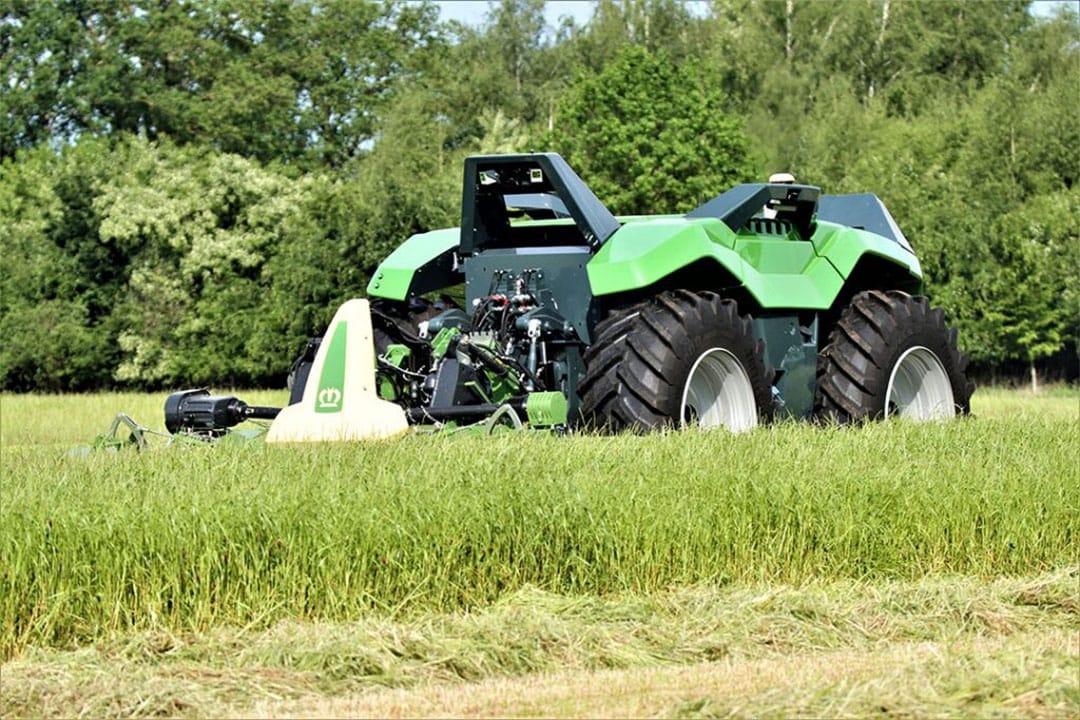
[1,389,1077,657]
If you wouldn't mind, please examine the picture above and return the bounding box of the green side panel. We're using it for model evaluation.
[810,221,923,283]
[382,344,411,367]
[430,326,461,359]
[484,372,519,404]
[588,217,923,310]
[366,228,460,301]
[315,321,347,414]
[731,236,840,309]
[588,217,740,294]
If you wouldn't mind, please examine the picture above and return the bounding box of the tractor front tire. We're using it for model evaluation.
[579,290,773,432]
[814,290,974,423]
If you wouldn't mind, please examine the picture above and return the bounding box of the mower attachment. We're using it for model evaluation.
[266,299,409,443]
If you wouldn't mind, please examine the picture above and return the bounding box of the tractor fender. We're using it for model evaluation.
[587,218,923,311]
[809,221,923,289]
[586,219,744,296]
[587,219,843,310]
[367,228,461,301]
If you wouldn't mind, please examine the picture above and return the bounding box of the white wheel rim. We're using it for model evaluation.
[680,348,758,432]
[884,346,956,420]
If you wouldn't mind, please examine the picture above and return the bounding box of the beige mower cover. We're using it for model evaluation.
[266,299,409,443]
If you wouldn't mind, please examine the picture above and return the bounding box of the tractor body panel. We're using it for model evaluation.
[368,157,923,314]
[809,221,923,291]
[588,215,922,310]
[367,227,460,301]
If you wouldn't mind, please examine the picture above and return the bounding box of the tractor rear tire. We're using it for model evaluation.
[579,290,773,432]
[813,290,974,423]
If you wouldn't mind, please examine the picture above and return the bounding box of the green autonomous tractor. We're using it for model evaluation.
[165,152,973,441]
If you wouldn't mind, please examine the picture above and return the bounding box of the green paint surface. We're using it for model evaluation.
[315,320,348,414]
[368,211,923,312]
[587,216,922,309]
[367,228,459,300]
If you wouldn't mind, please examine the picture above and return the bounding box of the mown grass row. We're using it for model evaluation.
[2,389,1076,658]
[4,570,1077,718]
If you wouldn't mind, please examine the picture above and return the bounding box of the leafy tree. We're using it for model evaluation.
[0,300,107,392]
[343,87,461,258]
[0,138,128,390]
[431,0,573,145]
[472,109,531,154]
[432,3,542,136]
[1,1,88,157]
[1,0,445,166]
[569,0,704,71]
[93,137,319,386]
[940,190,1079,389]
[261,85,465,350]
[0,146,86,390]
[551,46,756,214]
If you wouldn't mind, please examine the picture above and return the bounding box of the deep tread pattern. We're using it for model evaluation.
[814,290,975,423]
[579,291,774,432]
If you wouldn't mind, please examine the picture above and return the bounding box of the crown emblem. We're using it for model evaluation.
[317,387,342,410]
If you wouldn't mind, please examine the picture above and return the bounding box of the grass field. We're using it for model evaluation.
[1,387,1077,717]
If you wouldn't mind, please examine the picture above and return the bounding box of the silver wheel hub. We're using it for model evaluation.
[885,346,956,420]
[680,348,758,432]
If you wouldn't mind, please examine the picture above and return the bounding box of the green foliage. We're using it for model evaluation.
[0,301,109,392]
[1,0,445,167]
[551,46,756,214]
[568,0,706,70]
[93,139,308,384]
[0,134,453,391]
[942,190,1080,363]
[428,0,570,150]
[0,139,129,389]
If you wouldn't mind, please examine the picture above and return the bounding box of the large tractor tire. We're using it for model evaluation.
[579,290,774,432]
[814,290,974,423]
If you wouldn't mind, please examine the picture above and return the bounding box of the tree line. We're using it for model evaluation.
[2,0,1076,391]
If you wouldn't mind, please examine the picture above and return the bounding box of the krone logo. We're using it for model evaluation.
[318,387,342,410]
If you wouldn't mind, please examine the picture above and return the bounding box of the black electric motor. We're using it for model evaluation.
[164,389,280,436]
